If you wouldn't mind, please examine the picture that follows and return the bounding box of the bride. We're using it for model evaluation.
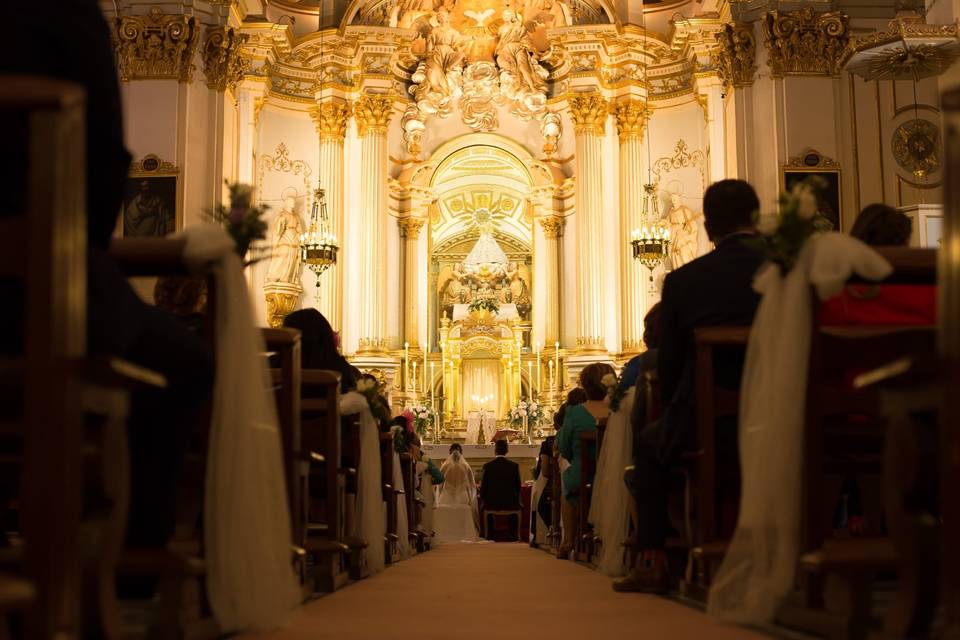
[433,444,481,544]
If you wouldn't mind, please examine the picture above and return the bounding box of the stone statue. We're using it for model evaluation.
[265,195,303,285]
[420,10,465,103]
[495,11,547,96]
[665,190,702,270]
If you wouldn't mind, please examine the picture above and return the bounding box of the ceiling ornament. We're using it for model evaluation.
[714,22,757,88]
[113,8,200,83]
[202,26,249,93]
[842,17,960,81]
[396,1,566,156]
[763,8,850,77]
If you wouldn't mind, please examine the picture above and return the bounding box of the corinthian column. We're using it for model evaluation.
[536,212,563,346]
[614,99,651,354]
[311,101,351,331]
[398,216,426,348]
[568,93,609,353]
[354,94,394,353]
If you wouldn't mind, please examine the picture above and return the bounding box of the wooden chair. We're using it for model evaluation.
[300,370,349,593]
[483,510,522,541]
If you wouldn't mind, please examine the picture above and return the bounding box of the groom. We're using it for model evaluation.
[480,440,522,540]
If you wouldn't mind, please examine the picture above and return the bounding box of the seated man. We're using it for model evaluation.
[615,179,765,592]
[480,439,522,540]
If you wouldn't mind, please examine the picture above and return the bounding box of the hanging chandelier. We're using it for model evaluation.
[299,184,339,304]
[631,184,670,279]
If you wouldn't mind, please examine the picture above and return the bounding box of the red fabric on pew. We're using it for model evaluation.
[819,284,936,326]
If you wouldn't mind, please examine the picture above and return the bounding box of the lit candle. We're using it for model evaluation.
[423,349,428,394]
[404,341,409,392]
[527,361,533,401]
[535,341,541,399]
[412,360,417,395]
[554,341,560,397]
[430,361,435,409]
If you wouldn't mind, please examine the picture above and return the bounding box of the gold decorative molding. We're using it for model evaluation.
[784,147,840,169]
[714,22,757,88]
[353,94,395,137]
[113,8,199,83]
[538,215,564,239]
[568,93,609,136]
[613,100,650,142]
[264,282,301,328]
[253,96,267,128]
[311,102,352,141]
[202,26,248,93]
[763,9,850,77]
[398,216,426,239]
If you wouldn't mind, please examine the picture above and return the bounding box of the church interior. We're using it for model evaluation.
[4,0,960,637]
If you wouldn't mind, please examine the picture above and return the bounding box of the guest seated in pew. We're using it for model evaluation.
[557,363,614,559]
[614,179,765,592]
[2,1,215,564]
[283,308,359,392]
[820,204,935,327]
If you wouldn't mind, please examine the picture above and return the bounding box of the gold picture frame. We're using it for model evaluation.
[121,154,182,237]
[781,148,842,231]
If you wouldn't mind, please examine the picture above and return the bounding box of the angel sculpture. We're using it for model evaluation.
[495,10,548,96]
[419,10,466,104]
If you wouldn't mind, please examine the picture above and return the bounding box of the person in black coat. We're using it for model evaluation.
[615,179,765,592]
[480,440,522,540]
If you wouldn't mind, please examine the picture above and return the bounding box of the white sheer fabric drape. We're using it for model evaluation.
[182,226,298,633]
[462,359,500,415]
[589,387,635,576]
[708,233,892,624]
[340,393,385,575]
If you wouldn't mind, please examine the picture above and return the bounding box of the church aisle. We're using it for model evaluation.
[245,544,767,640]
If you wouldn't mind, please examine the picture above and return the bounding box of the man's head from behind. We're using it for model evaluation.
[703,179,759,243]
[495,439,509,456]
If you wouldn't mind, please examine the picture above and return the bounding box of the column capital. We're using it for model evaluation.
[714,22,757,89]
[613,99,651,143]
[567,93,609,136]
[762,9,850,77]
[201,25,249,93]
[311,102,352,141]
[538,215,565,239]
[113,8,200,83]
[353,94,395,136]
[398,216,427,240]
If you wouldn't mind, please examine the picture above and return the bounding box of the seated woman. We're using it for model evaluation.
[556,363,614,559]
[282,308,360,391]
[433,443,481,544]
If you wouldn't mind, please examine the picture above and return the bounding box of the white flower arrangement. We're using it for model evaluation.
[410,404,435,436]
[508,399,543,429]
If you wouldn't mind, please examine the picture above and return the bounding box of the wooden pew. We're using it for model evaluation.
[379,432,400,562]
[300,370,349,592]
[548,449,562,551]
[399,453,423,553]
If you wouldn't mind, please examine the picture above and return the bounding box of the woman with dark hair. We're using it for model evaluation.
[556,362,615,559]
[850,203,912,246]
[283,308,359,392]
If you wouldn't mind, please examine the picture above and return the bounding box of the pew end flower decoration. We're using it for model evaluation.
[356,376,391,425]
[508,399,543,429]
[602,372,627,412]
[749,176,835,274]
[208,181,270,266]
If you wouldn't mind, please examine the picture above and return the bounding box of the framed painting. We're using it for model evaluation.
[121,155,181,237]
[782,149,842,232]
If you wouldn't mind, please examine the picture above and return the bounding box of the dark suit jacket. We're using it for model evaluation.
[480,456,521,510]
[654,234,764,461]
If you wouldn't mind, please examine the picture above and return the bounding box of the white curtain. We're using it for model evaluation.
[462,359,500,416]
[181,225,299,633]
[708,233,891,624]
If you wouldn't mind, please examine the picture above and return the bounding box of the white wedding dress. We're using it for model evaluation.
[708,233,892,624]
[182,226,298,632]
[432,452,481,544]
[589,387,635,576]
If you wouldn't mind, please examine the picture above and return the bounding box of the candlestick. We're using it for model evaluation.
[535,341,540,399]
[423,349,427,394]
[430,361,435,409]
[527,361,532,401]
[554,341,560,397]
[404,342,409,393]
[412,361,418,397]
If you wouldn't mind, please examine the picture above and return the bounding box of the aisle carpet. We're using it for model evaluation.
[245,543,766,640]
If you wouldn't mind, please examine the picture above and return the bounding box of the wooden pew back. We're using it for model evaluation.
[263,328,302,545]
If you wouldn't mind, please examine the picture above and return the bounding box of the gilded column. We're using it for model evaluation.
[568,93,609,352]
[614,99,651,354]
[398,216,426,348]
[354,94,394,353]
[536,213,564,346]
[311,101,351,330]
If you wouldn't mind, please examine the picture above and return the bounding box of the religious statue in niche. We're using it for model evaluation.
[397,0,566,156]
[664,182,703,270]
[265,193,304,285]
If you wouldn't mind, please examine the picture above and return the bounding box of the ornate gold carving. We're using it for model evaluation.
[311,102,352,141]
[714,22,757,88]
[253,96,267,128]
[842,19,960,81]
[652,140,706,183]
[353,94,395,136]
[398,216,427,239]
[568,93,609,135]
[202,26,248,93]
[264,282,301,328]
[538,215,564,239]
[113,8,200,83]
[763,9,850,77]
[892,119,942,178]
[260,142,312,177]
[784,148,840,169]
[613,100,650,142]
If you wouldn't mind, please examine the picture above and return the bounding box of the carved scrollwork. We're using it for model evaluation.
[113,7,200,83]
[568,92,609,136]
[714,22,756,88]
[354,94,396,136]
[202,26,249,93]
[763,9,850,77]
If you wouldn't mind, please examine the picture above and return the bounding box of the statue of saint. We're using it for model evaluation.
[265,195,304,285]
[495,11,547,95]
[665,190,702,270]
[422,10,465,100]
